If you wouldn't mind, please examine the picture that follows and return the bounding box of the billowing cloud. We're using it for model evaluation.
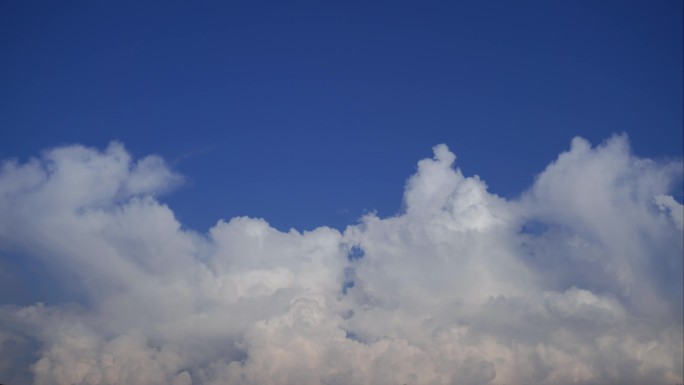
[0,136,682,385]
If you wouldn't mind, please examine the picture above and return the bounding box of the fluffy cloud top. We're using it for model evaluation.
[0,136,682,385]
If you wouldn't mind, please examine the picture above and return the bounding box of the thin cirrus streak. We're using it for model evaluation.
[0,135,682,385]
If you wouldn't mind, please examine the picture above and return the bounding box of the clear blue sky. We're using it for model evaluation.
[1,0,682,232]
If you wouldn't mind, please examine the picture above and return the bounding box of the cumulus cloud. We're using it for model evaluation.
[0,136,681,385]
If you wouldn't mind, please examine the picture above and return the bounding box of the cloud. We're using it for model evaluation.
[0,136,681,385]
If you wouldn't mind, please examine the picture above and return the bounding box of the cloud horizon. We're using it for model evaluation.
[1,135,682,385]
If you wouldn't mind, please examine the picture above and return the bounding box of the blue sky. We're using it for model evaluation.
[1,1,681,232]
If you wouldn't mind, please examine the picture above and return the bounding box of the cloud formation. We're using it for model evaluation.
[0,136,682,385]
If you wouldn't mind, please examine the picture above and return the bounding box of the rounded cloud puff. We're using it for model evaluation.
[0,136,682,385]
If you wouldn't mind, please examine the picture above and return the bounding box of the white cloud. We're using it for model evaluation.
[655,194,684,231]
[0,136,681,385]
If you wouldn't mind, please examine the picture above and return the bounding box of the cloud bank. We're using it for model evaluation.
[0,136,682,385]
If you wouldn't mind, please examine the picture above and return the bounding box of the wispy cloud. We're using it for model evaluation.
[0,135,681,385]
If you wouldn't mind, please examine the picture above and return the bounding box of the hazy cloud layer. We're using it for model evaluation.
[0,136,682,385]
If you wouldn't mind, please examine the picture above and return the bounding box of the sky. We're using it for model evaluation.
[1,0,682,231]
[0,2,683,385]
